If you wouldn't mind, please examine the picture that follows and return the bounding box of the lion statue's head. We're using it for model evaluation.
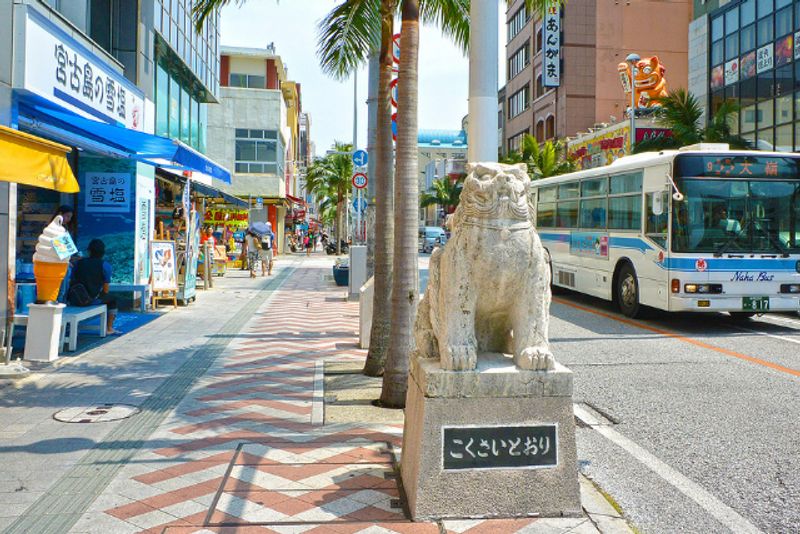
[455,162,532,222]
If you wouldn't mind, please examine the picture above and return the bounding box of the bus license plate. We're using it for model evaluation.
[742,297,769,311]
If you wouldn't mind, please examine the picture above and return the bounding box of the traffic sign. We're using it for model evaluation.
[352,149,369,168]
[256,197,263,209]
[352,197,368,213]
[352,172,368,189]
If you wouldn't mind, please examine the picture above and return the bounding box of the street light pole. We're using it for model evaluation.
[626,53,640,154]
[467,0,499,162]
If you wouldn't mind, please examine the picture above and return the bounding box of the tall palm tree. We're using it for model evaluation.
[502,134,576,180]
[633,89,748,153]
[305,143,354,253]
[420,175,463,214]
[316,0,469,379]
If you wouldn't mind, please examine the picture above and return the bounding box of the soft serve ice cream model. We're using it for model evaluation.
[33,215,73,303]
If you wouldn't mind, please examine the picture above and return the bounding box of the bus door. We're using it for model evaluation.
[641,189,671,308]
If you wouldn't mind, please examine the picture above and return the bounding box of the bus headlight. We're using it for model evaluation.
[780,284,800,293]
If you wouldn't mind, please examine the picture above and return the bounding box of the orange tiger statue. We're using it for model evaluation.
[618,56,668,109]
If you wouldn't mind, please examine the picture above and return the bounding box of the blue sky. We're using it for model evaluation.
[219,1,506,156]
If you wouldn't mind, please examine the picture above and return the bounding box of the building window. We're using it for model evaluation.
[508,129,529,153]
[536,120,545,140]
[229,73,267,89]
[235,129,282,174]
[740,24,756,52]
[536,74,544,98]
[508,85,530,118]
[508,6,529,42]
[756,15,773,46]
[536,27,543,53]
[776,6,792,37]
[508,44,530,80]
[545,115,555,140]
[155,63,169,137]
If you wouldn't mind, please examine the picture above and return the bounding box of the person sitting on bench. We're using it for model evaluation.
[69,239,120,335]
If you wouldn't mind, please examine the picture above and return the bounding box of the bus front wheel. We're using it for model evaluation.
[616,263,641,318]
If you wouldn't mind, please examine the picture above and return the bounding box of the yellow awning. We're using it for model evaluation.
[0,125,79,193]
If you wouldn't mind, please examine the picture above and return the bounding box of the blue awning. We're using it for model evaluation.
[15,92,231,183]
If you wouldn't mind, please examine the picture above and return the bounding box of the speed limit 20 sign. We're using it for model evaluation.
[352,172,368,189]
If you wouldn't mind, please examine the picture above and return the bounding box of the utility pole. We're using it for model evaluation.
[467,0,499,163]
[365,53,379,276]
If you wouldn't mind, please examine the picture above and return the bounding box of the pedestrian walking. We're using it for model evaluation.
[245,231,260,278]
[303,233,311,256]
[259,226,275,276]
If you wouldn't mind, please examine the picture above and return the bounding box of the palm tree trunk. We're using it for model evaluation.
[380,0,419,408]
[336,186,344,255]
[363,3,395,377]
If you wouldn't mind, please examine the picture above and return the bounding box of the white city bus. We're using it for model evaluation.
[531,144,800,318]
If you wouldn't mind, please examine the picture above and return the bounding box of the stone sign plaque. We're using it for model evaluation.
[442,424,558,470]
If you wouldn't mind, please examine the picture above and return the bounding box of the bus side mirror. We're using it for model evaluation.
[652,192,664,216]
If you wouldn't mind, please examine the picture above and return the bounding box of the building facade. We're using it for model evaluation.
[207,45,307,252]
[502,0,692,155]
[1,0,226,337]
[418,128,468,226]
[691,0,799,152]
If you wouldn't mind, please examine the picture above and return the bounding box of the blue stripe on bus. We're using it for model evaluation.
[608,237,653,253]
[662,258,799,272]
[539,233,570,243]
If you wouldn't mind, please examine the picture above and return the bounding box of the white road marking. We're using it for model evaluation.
[730,324,800,346]
[574,404,764,534]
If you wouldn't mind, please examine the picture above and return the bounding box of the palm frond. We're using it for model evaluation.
[317,0,382,80]
[419,0,470,52]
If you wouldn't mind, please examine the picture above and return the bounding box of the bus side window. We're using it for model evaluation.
[646,191,668,248]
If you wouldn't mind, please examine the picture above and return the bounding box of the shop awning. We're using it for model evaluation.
[16,93,231,184]
[0,125,79,192]
[155,168,247,208]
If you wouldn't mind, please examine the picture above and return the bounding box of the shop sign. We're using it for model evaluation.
[710,65,724,90]
[724,59,739,86]
[568,123,629,169]
[22,9,145,131]
[150,240,178,292]
[205,208,249,228]
[85,172,131,213]
[775,34,793,67]
[740,51,756,79]
[795,31,800,60]
[542,6,561,87]
[756,43,773,74]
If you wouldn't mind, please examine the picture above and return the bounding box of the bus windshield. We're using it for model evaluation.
[672,178,800,254]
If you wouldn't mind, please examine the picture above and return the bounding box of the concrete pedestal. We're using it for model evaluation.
[401,353,581,520]
[23,303,64,362]
[348,245,367,301]
[359,277,374,349]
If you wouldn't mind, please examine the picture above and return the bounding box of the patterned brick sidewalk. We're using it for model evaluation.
[62,256,603,534]
[60,256,427,533]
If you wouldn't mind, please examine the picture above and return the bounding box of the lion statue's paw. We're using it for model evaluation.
[441,344,478,371]
[514,346,555,371]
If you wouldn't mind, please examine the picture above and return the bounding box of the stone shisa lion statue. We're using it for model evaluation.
[415,162,554,372]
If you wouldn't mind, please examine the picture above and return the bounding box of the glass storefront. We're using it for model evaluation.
[709,0,800,151]
[155,61,206,153]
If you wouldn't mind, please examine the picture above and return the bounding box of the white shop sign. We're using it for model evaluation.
[756,44,773,74]
[22,9,145,131]
[85,172,131,213]
[724,59,739,86]
[542,6,561,87]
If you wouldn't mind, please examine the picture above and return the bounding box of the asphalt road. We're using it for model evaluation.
[551,289,800,534]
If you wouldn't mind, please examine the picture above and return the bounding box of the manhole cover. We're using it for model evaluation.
[53,404,140,423]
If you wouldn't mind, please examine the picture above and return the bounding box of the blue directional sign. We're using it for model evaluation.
[352,149,369,168]
[352,197,368,213]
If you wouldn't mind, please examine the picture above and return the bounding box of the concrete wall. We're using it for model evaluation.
[688,15,710,124]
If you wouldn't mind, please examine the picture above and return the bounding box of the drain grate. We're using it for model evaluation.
[53,404,140,423]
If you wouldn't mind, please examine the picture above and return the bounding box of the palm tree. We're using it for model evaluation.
[633,89,749,153]
[315,0,469,380]
[502,134,576,180]
[305,143,354,253]
[420,175,463,217]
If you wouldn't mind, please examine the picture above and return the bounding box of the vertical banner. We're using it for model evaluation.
[542,6,561,87]
[134,164,155,286]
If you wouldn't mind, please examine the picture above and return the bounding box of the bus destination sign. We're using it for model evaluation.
[676,155,799,179]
